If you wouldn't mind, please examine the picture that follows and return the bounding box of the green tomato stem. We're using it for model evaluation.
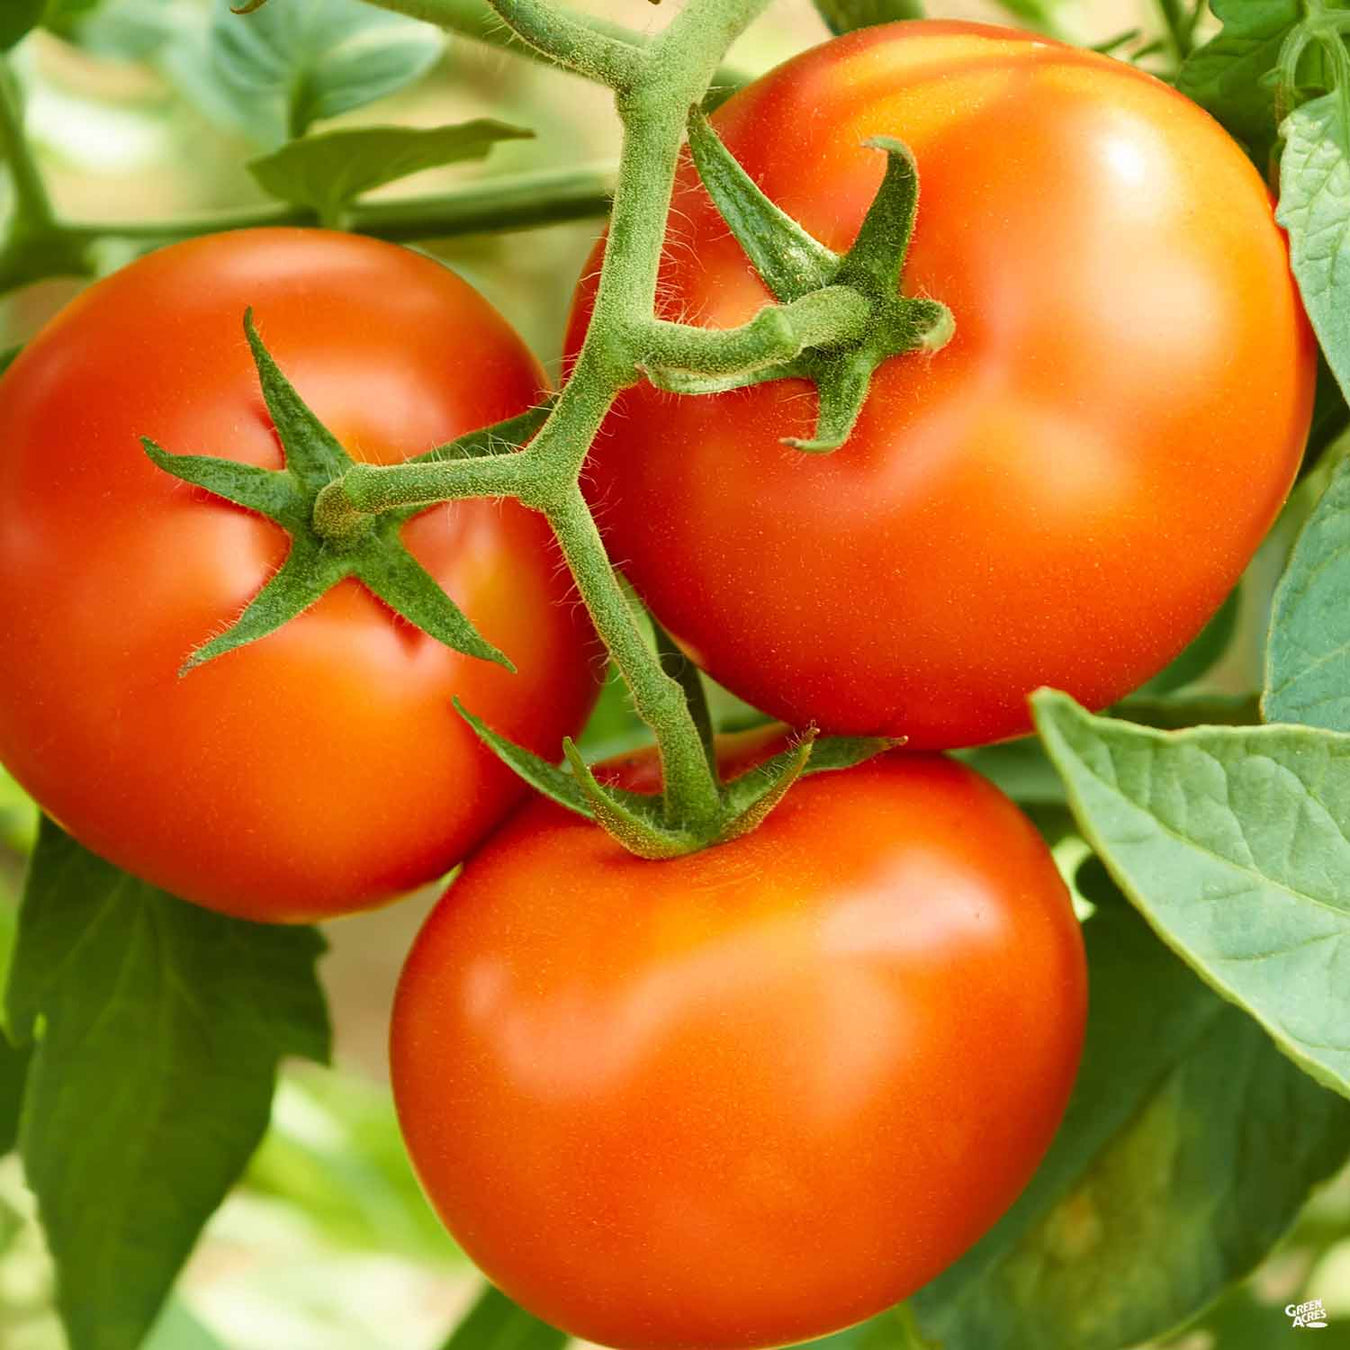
[52,165,616,254]
[363,0,752,95]
[0,66,56,236]
[546,487,724,831]
[639,286,871,376]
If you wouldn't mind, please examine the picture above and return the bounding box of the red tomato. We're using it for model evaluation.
[392,732,1087,1349]
[567,21,1315,749]
[0,230,599,922]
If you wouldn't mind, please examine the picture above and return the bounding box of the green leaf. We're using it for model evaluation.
[440,1285,566,1350]
[245,1070,461,1262]
[202,0,444,143]
[0,1027,27,1158]
[0,765,37,854]
[913,887,1350,1350]
[958,738,1066,807]
[1280,92,1350,406]
[7,818,331,1350]
[1267,444,1350,729]
[811,0,922,36]
[1142,587,1240,695]
[0,0,44,51]
[1033,689,1350,1098]
[806,1305,934,1348]
[1177,0,1302,159]
[248,120,532,224]
[143,1301,229,1350]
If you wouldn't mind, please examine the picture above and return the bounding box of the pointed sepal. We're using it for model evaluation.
[832,138,920,300]
[716,732,815,843]
[687,108,838,303]
[242,310,350,486]
[684,120,954,457]
[454,700,596,818]
[782,355,872,453]
[803,733,902,772]
[356,537,513,671]
[144,312,531,675]
[142,438,306,528]
[562,739,700,859]
[405,401,554,467]
[181,539,348,673]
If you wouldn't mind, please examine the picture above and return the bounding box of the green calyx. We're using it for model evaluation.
[144,310,540,674]
[673,111,954,453]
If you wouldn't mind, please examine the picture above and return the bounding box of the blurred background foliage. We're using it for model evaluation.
[1,0,1348,1346]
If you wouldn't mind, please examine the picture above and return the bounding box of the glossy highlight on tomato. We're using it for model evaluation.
[0,229,599,922]
[392,733,1087,1349]
[567,20,1315,750]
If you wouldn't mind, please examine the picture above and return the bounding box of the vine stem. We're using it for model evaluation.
[0,65,56,235]
[363,0,751,96]
[58,164,617,248]
[322,0,782,831]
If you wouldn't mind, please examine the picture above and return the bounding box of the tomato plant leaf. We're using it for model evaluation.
[0,902,26,1158]
[1141,586,1241,695]
[912,884,1350,1350]
[808,1305,935,1349]
[440,1285,567,1350]
[1280,91,1350,407]
[5,818,330,1350]
[1177,0,1302,160]
[247,120,533,225]
[1266,446,1350,729]
[193,0,444,144]
[0,0,44,51]
[1281,92,1350,417]
[810,0,922,37]
[1033,689,1350,1099]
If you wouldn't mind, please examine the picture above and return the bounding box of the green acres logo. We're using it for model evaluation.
[1287,1299,1329,1329]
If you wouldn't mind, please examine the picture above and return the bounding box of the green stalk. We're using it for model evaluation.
[0,66,56,235]
[363,0,751,94]
[58,165,617,249]
[316,0,781,834]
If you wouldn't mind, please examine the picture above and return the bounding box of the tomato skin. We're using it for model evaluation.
[392,734,1087,1350]
[0,230,599,922]
[566,21,1315,750]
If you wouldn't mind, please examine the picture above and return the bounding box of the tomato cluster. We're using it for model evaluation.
[0,18,1313,1350]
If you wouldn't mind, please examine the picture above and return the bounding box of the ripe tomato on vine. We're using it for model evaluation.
[568,22,1315,749]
